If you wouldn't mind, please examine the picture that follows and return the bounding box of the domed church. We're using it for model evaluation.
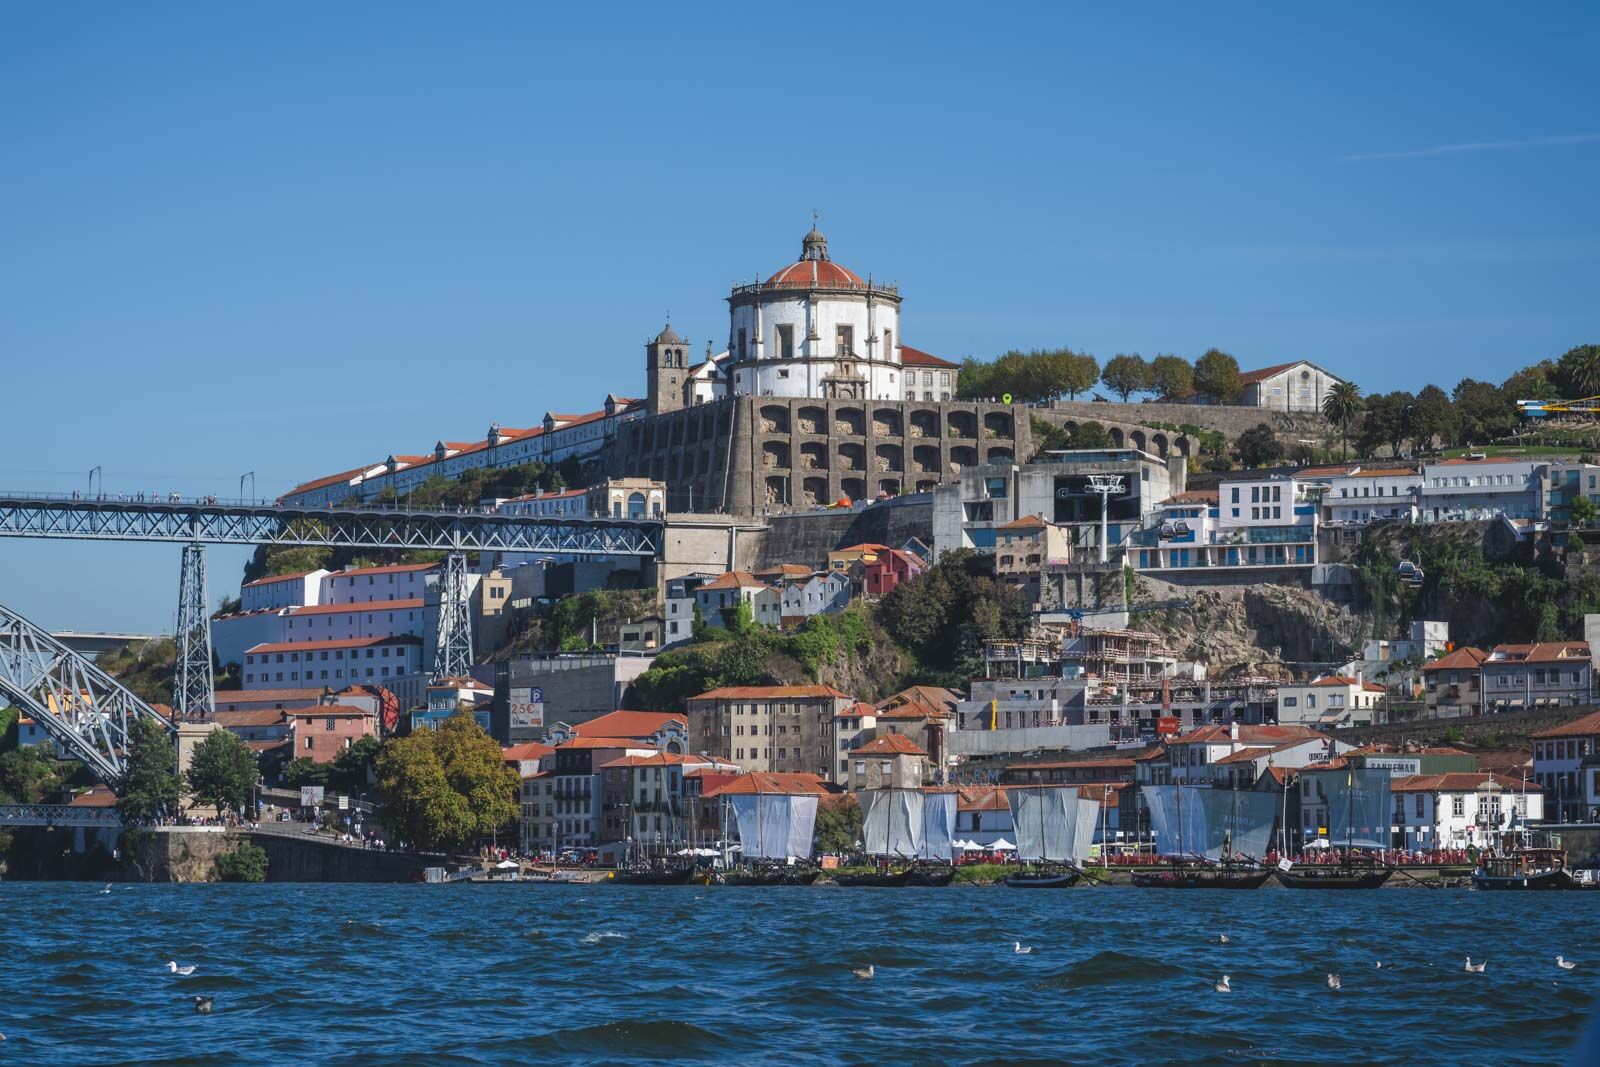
[646,221,957,414]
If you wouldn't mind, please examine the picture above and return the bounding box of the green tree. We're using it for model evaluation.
[1147,354,1194,402]
[281,756,330,788]
[1410,384,1456,453]
[1193,349,1242,404]
[1357,391,1413,459]
[185,728,260,814]
[1571,495,1597,527]
[1100,353,1150,402]
[1452,379,1516,445]
[215,842,268,882]
[879,549,1028,684]
[1062,352,1100,400]
[1069,420,1112,448]
[1502,360,1559,401]
[1234,423,1285,468]
[719,598,756,634]
[1556,344,1600,399]
[1322,380,1364,461]
[814,796,863,853]
[377,710,519,851]
[115,717,180,824]
[0,743,76,804]
[327,735,381,795]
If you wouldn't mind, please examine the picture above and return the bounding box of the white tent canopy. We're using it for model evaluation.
[991,838,1017,851]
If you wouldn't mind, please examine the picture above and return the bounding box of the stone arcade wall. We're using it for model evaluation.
[609,397,1030,518]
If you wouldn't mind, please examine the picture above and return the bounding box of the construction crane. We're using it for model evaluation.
[1517,396,1600,418]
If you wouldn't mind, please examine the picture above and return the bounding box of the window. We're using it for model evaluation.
[777,324,795,359]
[1452,796,1464,816]
[1282,696,1297,707]
[835,324,853,357]
[737,327,747,361]
[1231,487,1240,504]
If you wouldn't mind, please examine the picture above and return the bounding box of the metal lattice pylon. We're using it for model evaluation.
[0,602,174,781]
[173,542,214,721]
[432,551,474,680]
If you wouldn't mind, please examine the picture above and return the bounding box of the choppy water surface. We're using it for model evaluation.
[1,882,1595,1065]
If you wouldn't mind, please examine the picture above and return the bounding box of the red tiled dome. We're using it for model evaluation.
[766,259,865,287]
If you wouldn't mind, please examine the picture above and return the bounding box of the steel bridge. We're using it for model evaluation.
[0,603,176,780]
[0,802,123,828]
[0,491,665,727]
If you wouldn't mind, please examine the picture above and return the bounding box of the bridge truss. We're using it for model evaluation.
[0,603,176,781]
[0,802,123,828]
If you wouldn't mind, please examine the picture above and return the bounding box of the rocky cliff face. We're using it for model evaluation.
[1133,581,1363,675]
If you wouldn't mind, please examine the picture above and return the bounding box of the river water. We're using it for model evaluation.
[1,881,1595,1066]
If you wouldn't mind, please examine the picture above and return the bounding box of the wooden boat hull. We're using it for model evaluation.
[907,866,957,887]
[1004,870,1081,889]
[720,868,822,887]
[1274,868,1395,890]
[832,869,915,887]
[607,867,697,885]
[1132,868,1272,889]
[1472,869,1572,891]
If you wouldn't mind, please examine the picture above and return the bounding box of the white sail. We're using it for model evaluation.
[860,789,892,855]
[1197,788,1279,862]
[1327,768,1391,850]
[730,792,818,860]
[1071,793,1100,864]
[1142,784,1177,856]
[1007,786,1082,862]
[920,791,957,862]
[887,789,924,859]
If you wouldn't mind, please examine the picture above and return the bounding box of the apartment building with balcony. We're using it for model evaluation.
[1481,641,1592,711]
[1129,473,1318,573]
[1421,646,1489,718]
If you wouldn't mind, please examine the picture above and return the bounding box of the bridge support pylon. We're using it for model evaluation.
[432,550,473,681]
[174,542,215,722]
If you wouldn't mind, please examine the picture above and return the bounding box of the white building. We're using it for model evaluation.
[779,572,852,624]
[242,635,422,690]
[1277,675,1387,728]
[1419,456,1541,523]
[723,223,905,402]
[240,569,327,612]
[694,571,782,629]
[1237,360,1345,412]
[1391,772,1543,850]
[1309,464,1422,526]
[1531,709,1600,822]
[1131,473,1318,571]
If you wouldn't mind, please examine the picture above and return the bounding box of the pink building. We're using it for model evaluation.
[286,706,377,764]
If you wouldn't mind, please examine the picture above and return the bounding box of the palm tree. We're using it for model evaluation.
[1322,381,1363,461]
[1558,345,1600,399]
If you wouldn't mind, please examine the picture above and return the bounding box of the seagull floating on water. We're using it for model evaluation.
[1465,957,1487,974]
[1014,941,1033,955]
[100,884,112,894]
[1374,961,1383,969]
[1214,975,1231,993]
[1327,974,1342,991]
[1217,934,1230,944]
[1558,956,1577,970]
[192,996,213,1014]
[852,964,875,980]
[167,961,196,976]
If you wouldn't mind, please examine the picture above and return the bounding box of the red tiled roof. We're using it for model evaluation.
[702,772,832,797]
[1163,489,1219,505]
[246,739,291,753]
[837,701,879,719]
[242,569,321,589]
[502,742,555,762]
[1423,647,1489,672]
[1488,641,1590,664]
[851,733,927,756]
[1391,772,1540,793]
[876,686,960,716]
[288,598,424,616]
[1532,711,1600,739]
[555,736,652,751]
[1238,360,1335,385]
[1312,675,1387,693]
[212,688,326,705]
[245,635,421,655]
[690,685,852,701]
[1213,747,1271,765]
[835,543,890,554]
[283,705,373,719]
[697,571,774,591]
[599,752,738,770]
[766,259,866,288]
[900,345,959,369]
[570,710,685,738]
[286,465,374,497]
[956,785,1012,812]
[1172,724,1329,746]
[997,515,1047,530]
[326,562,438,579]
[212,708,289,728]
[69,787,118,808]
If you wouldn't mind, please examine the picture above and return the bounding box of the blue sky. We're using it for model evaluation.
[2,3,1597,632]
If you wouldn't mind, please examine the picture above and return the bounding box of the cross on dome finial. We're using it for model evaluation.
[801,213,829,262]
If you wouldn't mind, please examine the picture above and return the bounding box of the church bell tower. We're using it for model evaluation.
[646,322,688,415]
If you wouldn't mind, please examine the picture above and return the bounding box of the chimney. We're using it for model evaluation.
[1229,721,1239,742]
